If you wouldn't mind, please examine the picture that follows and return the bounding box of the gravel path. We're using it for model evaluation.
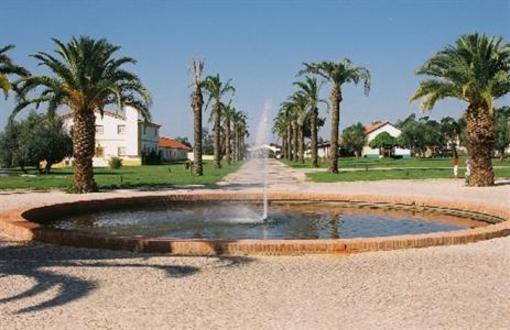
[1,160,509,329]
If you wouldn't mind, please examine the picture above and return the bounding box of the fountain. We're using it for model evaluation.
[253,102,271,221]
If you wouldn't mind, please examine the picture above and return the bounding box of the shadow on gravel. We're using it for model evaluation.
[0,243,253,314]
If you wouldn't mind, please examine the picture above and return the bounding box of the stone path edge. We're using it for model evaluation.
[1,191,509,256]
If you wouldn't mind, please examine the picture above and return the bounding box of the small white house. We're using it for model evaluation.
[62,106,161,166]
[159,137,192,161]
[362,121,411,158]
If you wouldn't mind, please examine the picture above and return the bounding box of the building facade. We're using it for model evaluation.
[159,137,192,161]
[62,106,161,166]
[362,121,411,158]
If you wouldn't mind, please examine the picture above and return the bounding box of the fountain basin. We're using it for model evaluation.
[1,192,509,255]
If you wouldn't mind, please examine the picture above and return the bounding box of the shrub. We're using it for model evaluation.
[109,157,123,169]
[142,149,162,165]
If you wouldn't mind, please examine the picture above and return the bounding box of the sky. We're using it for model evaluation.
[1,0,509,142]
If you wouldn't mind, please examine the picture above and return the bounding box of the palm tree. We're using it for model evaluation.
[273,110,288,159]
[189,59,205,176]
[410,33,510,186]
[278,101,299,161]
[203,74,235,168]
[0,44,29,98]
[288,92,307,162]
[13,37,152,192]
[232,109,248,161]
[222,102,236,165]
[300,58,370,173]
[237,114,249,161]
[294,76,327,167]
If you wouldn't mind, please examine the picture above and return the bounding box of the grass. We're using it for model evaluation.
[0,161,242,190]
[281,157,510,169]
[307,167,510,182]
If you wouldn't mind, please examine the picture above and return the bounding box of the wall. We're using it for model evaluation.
[161,148,189,161]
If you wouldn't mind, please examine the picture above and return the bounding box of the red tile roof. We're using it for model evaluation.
[365,121,392,134]
[159,137,192,151]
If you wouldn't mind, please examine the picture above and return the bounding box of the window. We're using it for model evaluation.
[117,147,126,156]
[95,146,104,157]
[96,125,104,135]
[117,125,126,135]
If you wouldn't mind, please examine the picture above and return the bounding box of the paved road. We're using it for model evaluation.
[222,158,304,185]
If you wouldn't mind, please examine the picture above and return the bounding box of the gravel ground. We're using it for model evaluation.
[1,160,509,329]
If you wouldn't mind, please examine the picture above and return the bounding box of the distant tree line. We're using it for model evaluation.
[340,107,510,159]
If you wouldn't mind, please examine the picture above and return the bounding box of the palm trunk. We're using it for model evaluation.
[233,123,238,162]
[281,132,287,159]
[286,126,292,160]
[292,120,298,162]
[465,105,495,186]
[311,107,318,167]
[192,90,203,175]
[213,101,222,168]
[298,124,304,163]
[225,118,231,165]
[329,85,341,173]
[239,131,246,160]
[72,109,97,192]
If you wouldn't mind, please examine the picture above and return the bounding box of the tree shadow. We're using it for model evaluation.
[493,179,510,187]
[0,242,253,314]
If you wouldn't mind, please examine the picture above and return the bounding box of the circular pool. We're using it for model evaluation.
[2,192,509,255]
[46,200,487,240]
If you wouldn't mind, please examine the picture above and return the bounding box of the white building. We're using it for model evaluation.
[62,106,161,166]
[159,137,192,161]
[362,121,411,158]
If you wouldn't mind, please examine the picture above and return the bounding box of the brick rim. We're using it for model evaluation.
[1,192,509,255]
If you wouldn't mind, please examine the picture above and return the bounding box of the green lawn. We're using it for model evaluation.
[307,167,510,182]
[282,157,510,169]
[0,161,242,190]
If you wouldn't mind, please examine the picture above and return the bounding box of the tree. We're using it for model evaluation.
[341,123,367,157]
[222,102,235,165]
[0,44,29,98]
[13,37,152,192]
[273,109,289,159]
[421,117,446,156]
[398,117,426,157]
[279,98,300,161]
[440,116,462,156]
[189,59,205,175]
[300,58,371,173]
[232,109,248,162]
[369,132,397,157]
[287,92,307,162]
[494,106,510,160]
[0,112,72,173]
[176,136,192,149]
[202,127,215,155]
[410,33,510,186]
[0,120,23,169]
[294,76,326,167]
[35,114,73,173]
[203,74,235,168]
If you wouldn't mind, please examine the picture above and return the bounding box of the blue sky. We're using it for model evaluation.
[1,0,509,141]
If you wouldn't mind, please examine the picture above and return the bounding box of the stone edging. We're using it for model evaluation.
[0,192,509,255]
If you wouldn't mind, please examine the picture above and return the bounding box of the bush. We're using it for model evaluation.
[142,149,162,165]
[109,157,123,169]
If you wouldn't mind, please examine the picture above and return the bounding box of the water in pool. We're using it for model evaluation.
[48,201,485,240]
